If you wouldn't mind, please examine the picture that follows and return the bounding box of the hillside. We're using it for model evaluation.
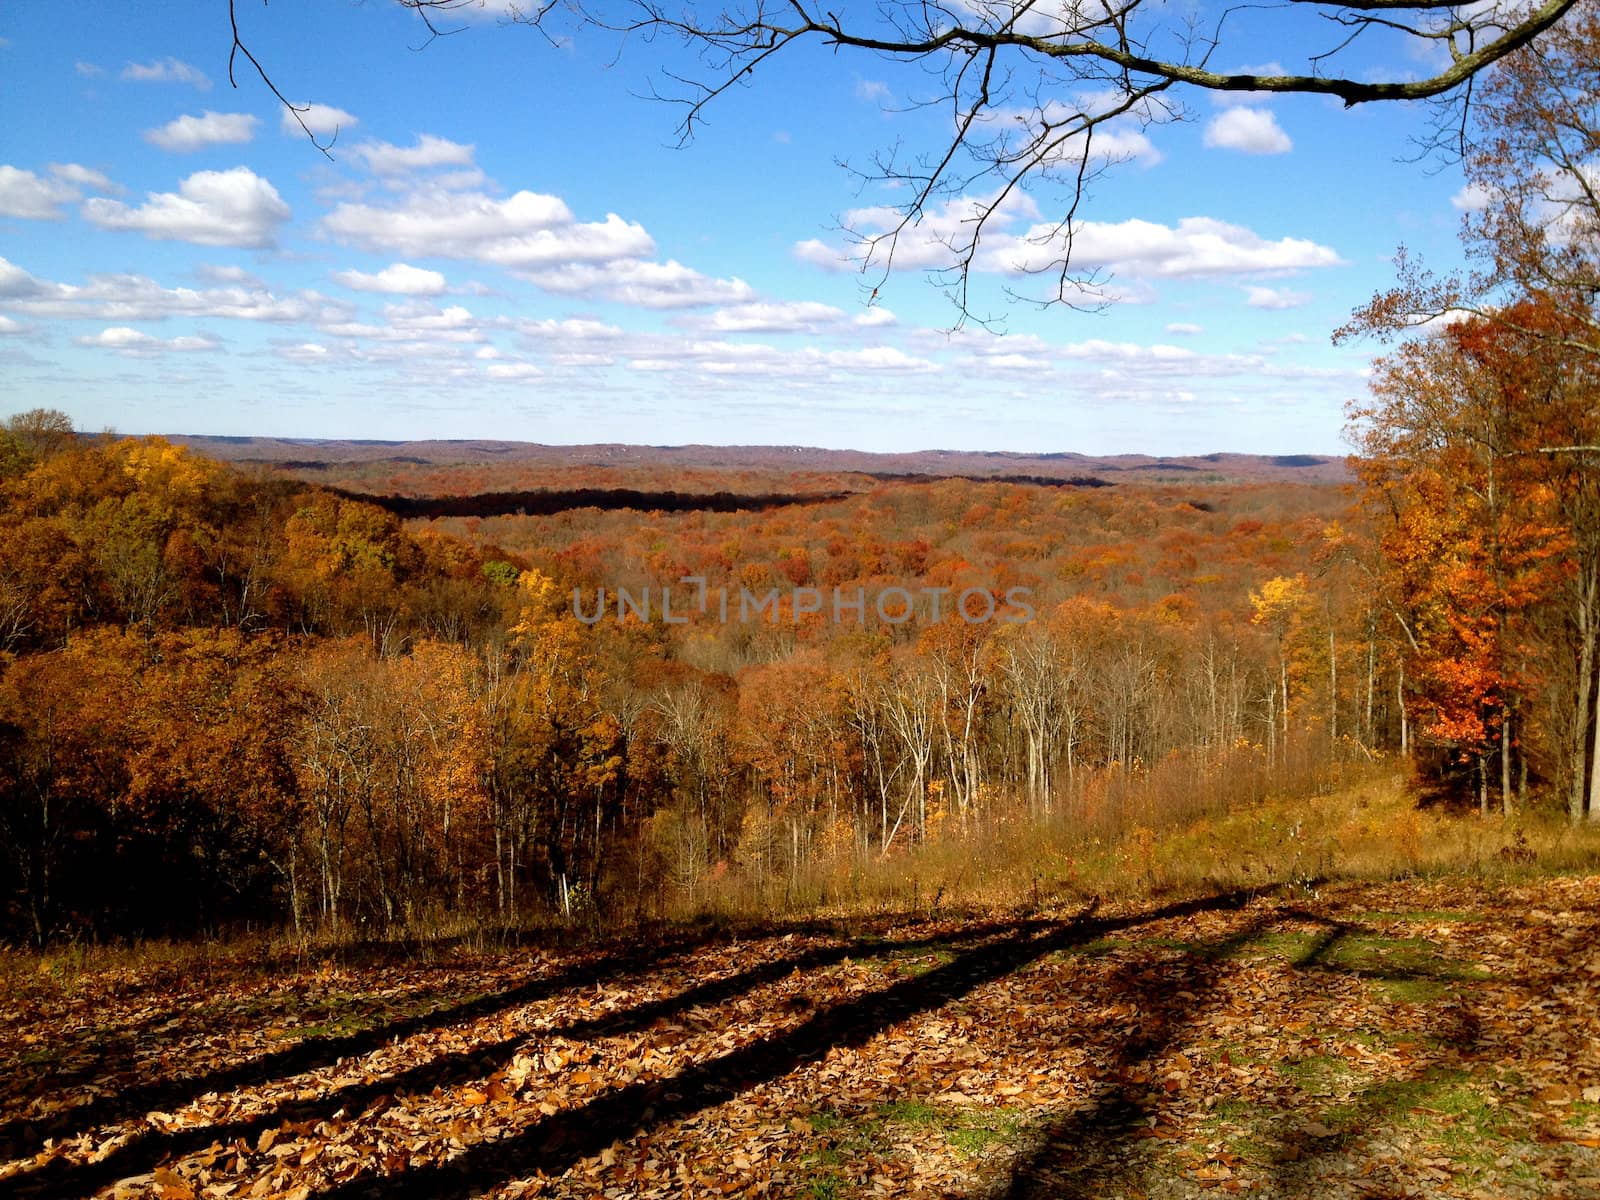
[168,436,1352,487]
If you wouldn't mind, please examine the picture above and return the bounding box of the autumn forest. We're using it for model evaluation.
[1,331,1597,946]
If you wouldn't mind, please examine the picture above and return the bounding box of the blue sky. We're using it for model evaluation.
[0,2,1478,454]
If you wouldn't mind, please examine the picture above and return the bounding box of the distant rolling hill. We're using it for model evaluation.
[168,437,1351,484]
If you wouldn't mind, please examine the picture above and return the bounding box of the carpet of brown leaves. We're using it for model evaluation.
[2,875,1598,1199]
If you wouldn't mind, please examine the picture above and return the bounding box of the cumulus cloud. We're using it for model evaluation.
[1244,285,1312,309]
[809,196,1342,285]
[980,96,1166,170]
[82,167,290,248]
[1165,322,1203,335]
[121,58,210,89]
[0,166,79,219]
[332,262,448,295]
[1452,182,1493,211]
[624,337,940,379]
[1203,107,1292,155]
[700,301,847,333]
[285,103,358,137]
[324,189,653,269]
[75,61,104,78]
[324,186,751,309]
[517,317,624,341]
[485,361,544,379]
[194,264,264,286]
[1057,338,1264,379]
[48,163,120,194]
[353,134,475,175]
[76,326,222,355]
[145,111,259,152]
[1044,220,1328,278]
[0,255,350,324]
[276,342,332,362]
[319,300,488,346]
[525,259,756,309]
[0,163,123,219]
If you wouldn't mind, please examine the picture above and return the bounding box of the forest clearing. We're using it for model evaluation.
[2,774,1600,1200]
[3,773,1600,1200]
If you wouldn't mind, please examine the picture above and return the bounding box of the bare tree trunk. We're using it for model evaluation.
[1329,623,1337,744]
[1500,700,1513,817]
[1398,667,1409,757]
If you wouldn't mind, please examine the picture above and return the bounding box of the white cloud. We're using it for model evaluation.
[526,259,756,309]
[82,168,290,248]
[1452,182,1493,211]
[518,317,624,341]
[0,163,123,219]
[846,207,1337,285]
[0,166,79,219]
[856,79,890,102]
[486,361,544,379]
[319,300,488,346]
[1057,339,1263,378]
[353,134,475,175]
[1003,216,1339,278]
[75,61,104,78]
[622,336,940,380]
[0,315,27,335]
[332,262,448,296]
[0,255,349,324]
[285,103,358,137]
[76,326,222,355]
[825,346,940,373]
[855,308,897,327]
[324,186,753,310]
[145,111,259,153]
[1165,322,1203,335]
[1203,107,1292,155]
[324,189,654,269]
[1244,285,1312,309]
[982,97,1166,170]
[48,163,119,194]
[121,58,211,89]
[276,342,332,362]
[794,239,845,270]
[194,264,264,286]
[702,301,847,333]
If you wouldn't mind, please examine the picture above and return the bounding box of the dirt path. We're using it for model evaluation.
[2,875,1598,1198]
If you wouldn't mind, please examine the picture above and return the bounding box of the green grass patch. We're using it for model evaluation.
[795,1098,1027,1195]
[1321,1068,1487,1143]
[1564,1100,1600,1129]
[1357,910,1484,923]
[1279,1053,1362,1097]
[1051,936,1122,959]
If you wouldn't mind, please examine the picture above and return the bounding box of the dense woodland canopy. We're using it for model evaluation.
[0,391,1594,946]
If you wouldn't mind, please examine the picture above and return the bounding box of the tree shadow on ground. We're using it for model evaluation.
[294,890,1258,1199]
[0,913,905,1157]
[986,912,1297,1198]
[987,906,1525,1199]
[0,911,1046,1199]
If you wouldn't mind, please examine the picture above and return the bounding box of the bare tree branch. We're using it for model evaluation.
[236,0,1584,317]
